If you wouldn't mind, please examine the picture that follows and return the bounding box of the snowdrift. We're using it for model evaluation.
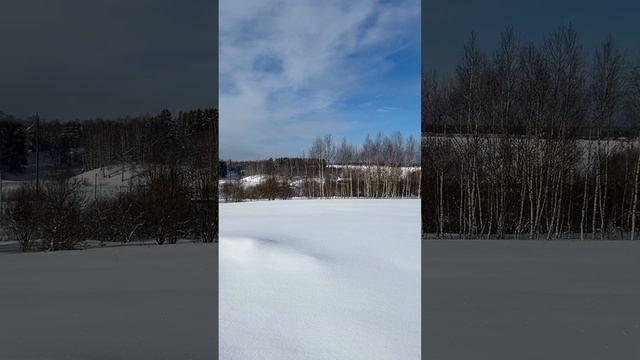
[219,199,420,360]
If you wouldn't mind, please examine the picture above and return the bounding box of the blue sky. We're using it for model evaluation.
[220,0,420,160]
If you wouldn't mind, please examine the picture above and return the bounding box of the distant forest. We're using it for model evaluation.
[0,109,218,251]
[221,132,421,200]
[422,24,640,240]
[0,109,217,174]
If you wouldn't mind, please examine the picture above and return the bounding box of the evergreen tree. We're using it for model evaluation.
[0,120,28,172]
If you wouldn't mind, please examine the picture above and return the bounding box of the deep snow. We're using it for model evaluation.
[0,243,217,360]
[423,240,640,359]
[219,199,421,360]
[3,198,634,360]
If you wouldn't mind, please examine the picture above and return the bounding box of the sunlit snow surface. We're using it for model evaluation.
[219,199,421,360]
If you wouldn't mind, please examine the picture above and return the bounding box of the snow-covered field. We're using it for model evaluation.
[219,199,421,360]
[423,240,640,359]
[0,243,217,360]
[6,196,636,359]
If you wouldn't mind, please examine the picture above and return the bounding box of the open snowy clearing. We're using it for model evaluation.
[219,199,421,360]
[423,240,640,359]
[0,243,217,360]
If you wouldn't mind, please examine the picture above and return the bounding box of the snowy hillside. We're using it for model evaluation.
[0,164,146,200]
[219,199,420,360]
[238,174,268,187]
[72,164,145,198]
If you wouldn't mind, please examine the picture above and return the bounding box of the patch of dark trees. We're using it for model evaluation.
[0,115,28,173]
[221,175,295,202]
[422,24,640,240]
[223,158,322,178]
[0,108,217,174]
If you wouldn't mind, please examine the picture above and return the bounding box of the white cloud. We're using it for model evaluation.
[220,0,419,160]
[376,106,401,112]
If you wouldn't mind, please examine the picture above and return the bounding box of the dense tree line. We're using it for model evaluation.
[221,175,295,202]
[0,108,218,251]
[221,132,421,201]
[223,158,321,178]
[0,109,217,172]
[422,24,640,240]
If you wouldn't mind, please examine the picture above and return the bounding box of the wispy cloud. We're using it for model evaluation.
[376,106,401,113]
[220,0,420,160]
